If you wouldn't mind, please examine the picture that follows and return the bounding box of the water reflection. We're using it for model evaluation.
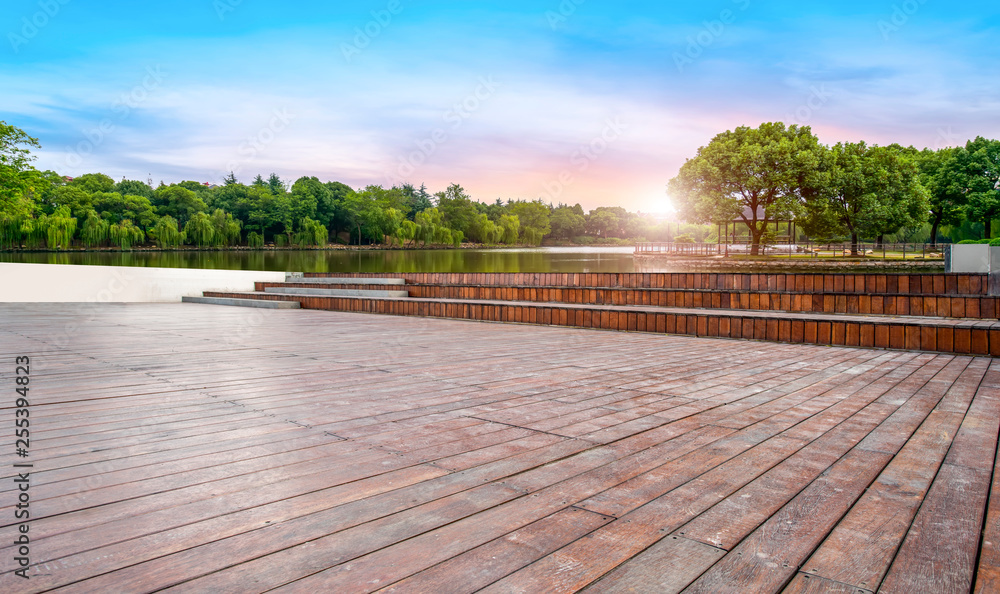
[1,247,639,273]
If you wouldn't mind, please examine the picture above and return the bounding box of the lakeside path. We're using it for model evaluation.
[0,303,998,593]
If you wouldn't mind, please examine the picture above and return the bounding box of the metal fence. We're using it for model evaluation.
[635,242,947,260]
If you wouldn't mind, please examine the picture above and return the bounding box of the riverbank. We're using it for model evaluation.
[633,254,945,273]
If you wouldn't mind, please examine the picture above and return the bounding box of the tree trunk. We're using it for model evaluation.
[749,225,763,256]
[876,234,884,249]
[851,233,859,256]
[929,215,942,248]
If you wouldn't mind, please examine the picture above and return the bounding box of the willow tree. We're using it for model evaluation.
[152,216,185,248]
[184,211,215,247]
[42,206,77,249]
[210,209,241,246]
[293,217,328,246]
[498,214,520,244]
[668,122,826,255]
[109,219,144,250]
[80,211,110,247]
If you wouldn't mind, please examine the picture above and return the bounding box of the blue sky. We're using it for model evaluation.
[2,0,998,213]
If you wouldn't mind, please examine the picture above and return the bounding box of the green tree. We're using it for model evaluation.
[210,208,242,246]
[115,179,154,198]
[79,210,110,247]
[93,193,159,230]
[508,200,551,244]
[109,219,145,250]
[550,205,586,239]
[290,176,327,227]
[953,137,1000,238]
[69,173,115,194]
[184,211,215,247]
[435,183,479,237]
[152,216,185,248]
[803,142,928,253]
[152,185,207,227]
[400,183,433,219]
[345,186,406,244]
[668,122,825,255]
[40,206,76,249]
[917,147,967,246]
[0,121,43,222]
[267,173,287,196]
[493,214,517,244]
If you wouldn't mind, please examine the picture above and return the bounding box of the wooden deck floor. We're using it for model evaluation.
[0,303,997,593]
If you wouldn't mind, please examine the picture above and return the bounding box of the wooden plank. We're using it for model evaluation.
[579,536,725,593]
[378,508,612,593]
[797,410,966,591]
[879,463,992,594]
[681,449,892,594]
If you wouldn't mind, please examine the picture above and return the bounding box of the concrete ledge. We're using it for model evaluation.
[182,296,300,309]
[0,263,286,303]
[263,287,409,298]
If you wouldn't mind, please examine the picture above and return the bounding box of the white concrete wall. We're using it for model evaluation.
[948,245,995,273]
[0,263,286,303]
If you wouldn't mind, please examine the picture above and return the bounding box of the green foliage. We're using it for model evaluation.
[668,122,826,254]
[293,217,328,247]
[509,200,551,243]
[803,142,928,251]
[152,216,185,248]
[247,231,264,248]
[184,211,215,247]
[115,179,153,198]
[69,173,115,194]
[990,238,1000,246]
[0,121,43,221]
[955,137,1000,238]
[436,184,479,237]
[109,219,144,250]
[275,233,288,247]
[211,209,241,246]
[675,234,695,243]
[550,205,586,239]
[153,185,207,227]
[498,214,520,244]
[80,211,109,247]
[40,206,76,249]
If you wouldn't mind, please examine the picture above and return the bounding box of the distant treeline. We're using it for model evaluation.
[1,122,705,250]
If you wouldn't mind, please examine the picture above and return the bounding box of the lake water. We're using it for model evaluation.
[0,247,643,273]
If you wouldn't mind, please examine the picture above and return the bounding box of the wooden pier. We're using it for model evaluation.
[0,302,998,592]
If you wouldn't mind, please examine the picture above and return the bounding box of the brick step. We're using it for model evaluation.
[394,284,998,320]
[303,272,992,296]
[262,286,409,298]
[200,291,1000,357]
[289,277,406,286]
[256,282,408,292]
